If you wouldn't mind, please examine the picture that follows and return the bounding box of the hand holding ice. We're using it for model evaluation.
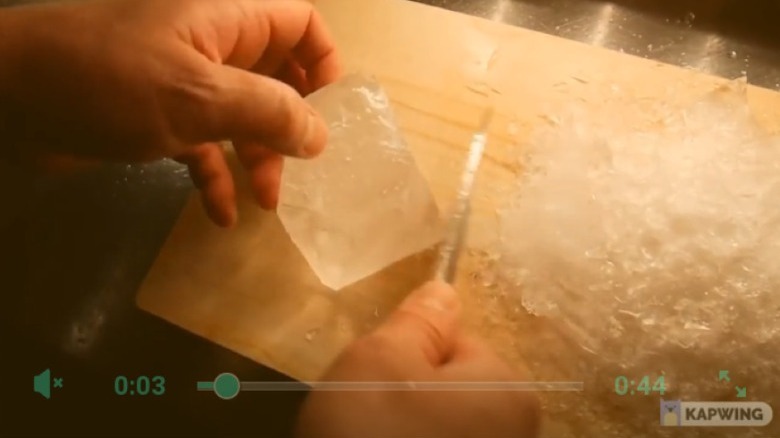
[277,74,441,290]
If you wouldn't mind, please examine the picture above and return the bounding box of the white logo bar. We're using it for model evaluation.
[663,401,773,427]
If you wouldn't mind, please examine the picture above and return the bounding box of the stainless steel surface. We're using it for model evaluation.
[418,0,780,91]
[2,0,780,436]
[434,108,493,284]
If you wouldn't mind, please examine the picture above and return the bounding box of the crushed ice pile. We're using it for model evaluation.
[497,79,780,366]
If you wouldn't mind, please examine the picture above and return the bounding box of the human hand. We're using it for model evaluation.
[0,0,341,227]
[295,281,541,438]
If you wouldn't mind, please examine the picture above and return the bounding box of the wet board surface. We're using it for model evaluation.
[136,0,780,435]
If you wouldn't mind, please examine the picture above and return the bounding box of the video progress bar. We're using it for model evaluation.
[197,373,583,399]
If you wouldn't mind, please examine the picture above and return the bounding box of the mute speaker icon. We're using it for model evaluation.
[33,369,63,399]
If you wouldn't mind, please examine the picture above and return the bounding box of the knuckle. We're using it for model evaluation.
[162,64,221,143]
[395,309,449,355]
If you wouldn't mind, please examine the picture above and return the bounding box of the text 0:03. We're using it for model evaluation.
[114,376,166,396]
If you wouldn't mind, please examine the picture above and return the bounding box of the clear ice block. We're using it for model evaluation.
[277,74,441,290]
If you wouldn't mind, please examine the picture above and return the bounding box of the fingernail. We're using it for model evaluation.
[302,109,326,157]
[406,281,460,314]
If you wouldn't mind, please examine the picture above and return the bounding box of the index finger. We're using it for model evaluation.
[372,281,462,367]
[288,4,343,89]
[226,0,343,88]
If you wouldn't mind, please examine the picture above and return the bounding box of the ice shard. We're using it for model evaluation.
[277,74,441,290]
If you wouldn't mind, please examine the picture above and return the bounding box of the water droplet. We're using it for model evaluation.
[729,51,737,59]
[345,156,352,162]
[373,307,379,318]
[647,44,653,51]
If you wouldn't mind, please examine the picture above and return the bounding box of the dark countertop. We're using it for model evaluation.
[2,0,779,436]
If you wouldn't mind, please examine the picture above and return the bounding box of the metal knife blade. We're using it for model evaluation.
[433,107,494,283]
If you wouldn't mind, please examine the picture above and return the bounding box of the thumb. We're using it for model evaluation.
[194,65,328,158]
[374,281,462,367]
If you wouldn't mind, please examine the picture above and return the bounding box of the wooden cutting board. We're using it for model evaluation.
[137,0,780,434]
